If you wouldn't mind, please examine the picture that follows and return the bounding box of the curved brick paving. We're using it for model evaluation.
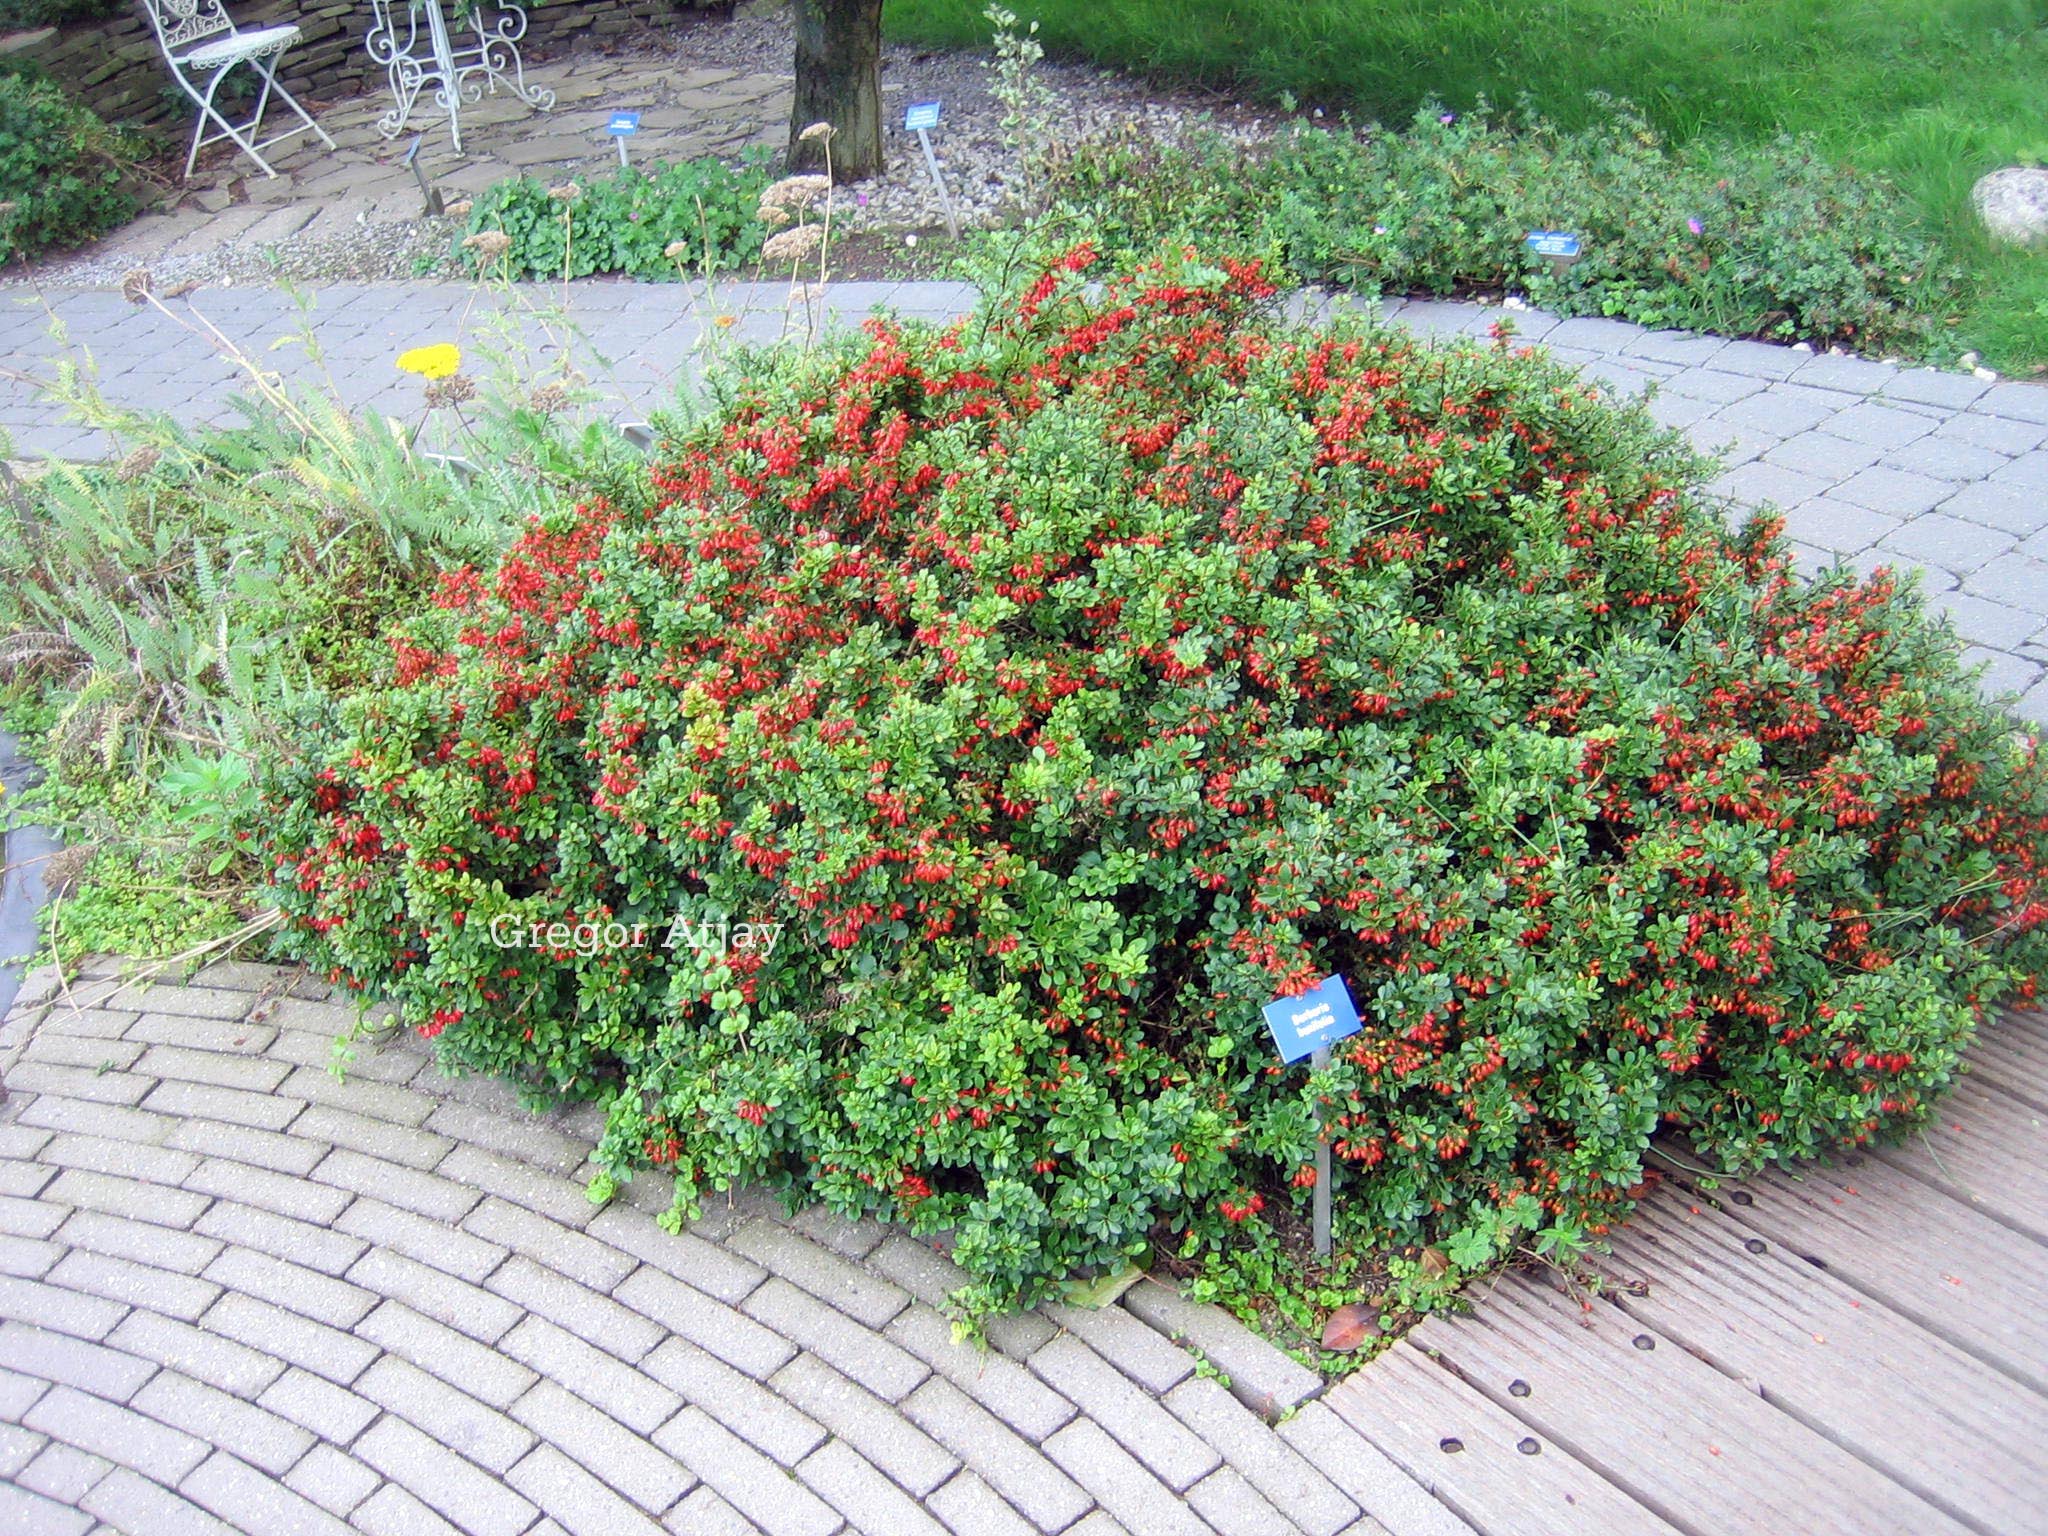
[2,281,2047,722]
[0,959,1471,1536]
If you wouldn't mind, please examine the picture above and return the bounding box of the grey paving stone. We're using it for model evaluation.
[884,1304,1075,1443]
[20,1034,145,1072]
[742,1278,927,1401]
[422,1098,588,1174]
[499,1255,669,1362]
[123,1016,276,1053]
[1042,1419,1211,1536]
[664,1486,763,1536]
[256,1365,380,1444]
[499,1317,681,1435]
[49,1249,221,1323]
[281,1442,381,1517]
[354,1415,540,1536]
[454,1208,633,1313]
[798,1438,950,1536]
[0,1233,60,1279]
[5,1060,152,1106]
[1830,465,1953,517]
[1989,451,2048,495]
[347,1247,519,1344]
[1819,399,1938,449]
[1789,351,1896,395]
[614,1269,790,1376]
[1705,339,1808,380]
[1122,1283,1323,1425]
[510,1379,694,1512]
[1644,391,1719,430]
[653,1407,844,1536]
[1707,460,1830,510]
[0,1275,129,1341]
[647,1332,829,1462]
[96,986,255,1022]
[131,1370,313,1476]
[179,1449,354,1536]
[1977,382,2048,425]
[729,1221,910,1330]
[17,1440,109,1504]
[22,1100,181,1149]
[165,1117,325,1177]
[1661,367,1767,406]
[1188,1465,1298,1536]
[866,1237,1056,1363]
[359,1298,538,1408]
[104,1311,283,1399]
[1715,383,1845,436]
[133,1045,291,1095]
[1877,367,1990,409]
[192,1198,365,1278]
[1042,1302,1196,1397]
[312,1148,479,1223]
[1922,590,2045,652]
[336,1196,503,1283]
[903,1377,1092,1532]
[0,1195,65,1242]
[1882,436,2010,482]
[0,1420,44,1480]
[506,1445,674,1536]
[1024,1343,1212,1499]
[291,1105,452,1172]
[275,1066,436,1127]
[181,1157,350,1226]
[204,1247,375,1331]
[772,1353,959,1497]
[924,1468,1038,1536]
[80,1467,232,1536]
[1962,556,2048,611]
[24,1383,209,1487]
[201,1294,378,1387]
[1760,432,1882,480]
[1622,329,1727,367]
[584,1203,763,1300]
[786,1204,889,1261]
[1961,645,2043,699]
[348,1483,466,1536]
[358,1354,535,1472]
[1777,498,1901,555]
[1875,514,2016,573]
[1933,412,2047,456]
[1165,1376,1358,1536]
[1280,1401,1478,1536]
[437,1143,600,1228]
[30,1010,137,1044]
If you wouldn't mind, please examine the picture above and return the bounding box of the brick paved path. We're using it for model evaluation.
[4,280,2044,721]
[0,960,1470,1536]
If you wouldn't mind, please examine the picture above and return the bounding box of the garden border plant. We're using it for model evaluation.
[260,242,2048,1329]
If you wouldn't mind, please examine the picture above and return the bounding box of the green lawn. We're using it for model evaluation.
[889,0,2048,371]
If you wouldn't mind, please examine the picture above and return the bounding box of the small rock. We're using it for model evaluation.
[1974,366,1999,381]
[1972,166,2048,246]
[1959,350,1980,369]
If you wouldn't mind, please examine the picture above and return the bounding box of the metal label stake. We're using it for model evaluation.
[1311,1045,1332,1258]
[608,111,641,168]
[402,134,443,217]
[1261,975,1363,1261]
[904,101,959,239]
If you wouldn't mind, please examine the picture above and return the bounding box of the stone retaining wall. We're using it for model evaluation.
[5,0,721,135]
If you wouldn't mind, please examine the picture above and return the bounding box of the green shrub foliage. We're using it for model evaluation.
[458,155,772,281]
[0,68,138,260]
[265,249,2048,1309]
[1046,103,1957,358]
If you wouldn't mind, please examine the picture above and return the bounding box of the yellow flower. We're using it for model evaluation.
[714,315,737,329]
[397,343,462,380]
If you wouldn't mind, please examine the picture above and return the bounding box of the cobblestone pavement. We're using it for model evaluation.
[0,960,1470,1536]
[2,278,2045,726]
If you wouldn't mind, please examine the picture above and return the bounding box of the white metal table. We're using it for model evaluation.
[365,0,555,154]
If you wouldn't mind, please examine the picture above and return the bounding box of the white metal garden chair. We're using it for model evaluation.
[142,0,336,179]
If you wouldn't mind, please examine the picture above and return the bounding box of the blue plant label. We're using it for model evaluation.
[1525,230,1581,258]
[607,111,642,137]
[904,100,942,132]
[1262,975,1363,1065]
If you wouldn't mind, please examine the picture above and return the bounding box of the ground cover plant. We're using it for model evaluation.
[897,0,2048,372]
[0,65,142,261]
[1038,103,1955,359]
[262,246,2048,1322]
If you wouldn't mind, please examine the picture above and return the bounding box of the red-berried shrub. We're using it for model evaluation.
[264,247,2048,1310]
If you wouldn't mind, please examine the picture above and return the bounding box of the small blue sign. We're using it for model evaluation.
[1525,230,1581,258]
[607,111,641,137]
[903,100,942,133]
[1261,975,1364,1065]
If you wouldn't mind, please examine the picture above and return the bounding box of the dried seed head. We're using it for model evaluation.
[547,182,581,202]
[798,120,836,143]
[115,445,161,482]
[762,224,825,264]
[463,230,513,261]
[759,174,832,214]
[423,373,479,408]
[526,382,571,415]
[120,268,153,305]
[443,198,475,218]
[663,239,691,261]
[757,204,792,227]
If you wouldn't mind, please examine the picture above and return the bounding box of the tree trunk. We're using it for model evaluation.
[788,0,885,182]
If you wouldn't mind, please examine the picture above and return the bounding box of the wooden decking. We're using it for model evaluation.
[1327,1010,2048,1536]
